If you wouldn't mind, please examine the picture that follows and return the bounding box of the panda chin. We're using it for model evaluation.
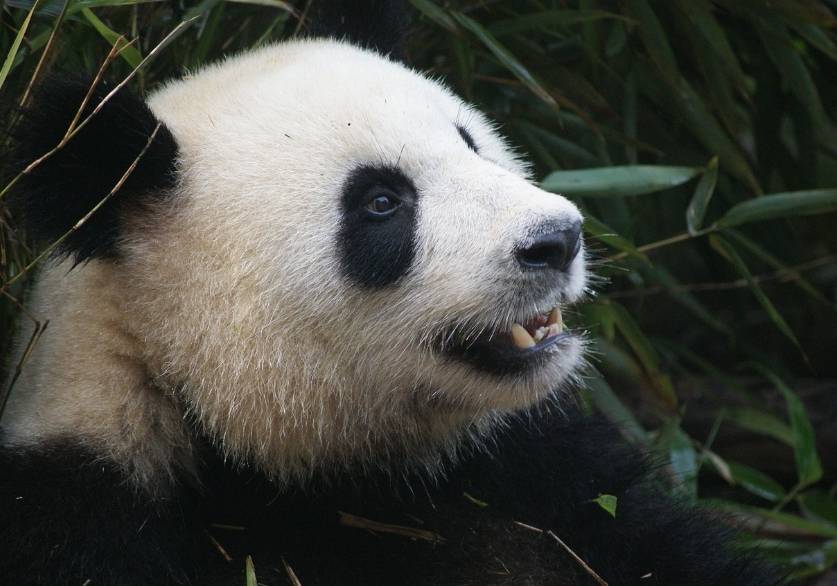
[439,305,581,377]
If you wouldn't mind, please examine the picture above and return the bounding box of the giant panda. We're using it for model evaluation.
[0,2,782,585]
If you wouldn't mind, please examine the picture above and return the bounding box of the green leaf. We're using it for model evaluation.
[709,234,801,349]
[727,408,795,446]
[718,189,837,228]
[798,490,837,527]
[409,0,456,32]
[673,0,747,92]
[657,420,697,498]
[711,501,837,538]
[794,22,837,61]
[755,16,830,140]
[626,0,679,80]
[723,230,834,309]
[788,539,837,578]
[451,11,558,109]
[726,460,787,502]
[245,555,257,586]
[0,0,46,92]
[686,157,718,235]
[583,372,646,444]
[590,493,618,518]
[750,364,823,487]
[634,62,761,194]
[487,9,628,37]
[81,7,142,68]
[541,165,700,198]
[581,214,648,262]
[641,264,733,336]
[607,302,678,408]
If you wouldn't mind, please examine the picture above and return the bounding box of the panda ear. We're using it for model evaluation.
[7,75,178,262]
[306,0,412,61]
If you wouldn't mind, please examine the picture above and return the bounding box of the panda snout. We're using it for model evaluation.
[515,220,582,273]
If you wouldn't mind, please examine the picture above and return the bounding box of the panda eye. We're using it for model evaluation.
[365,191,401,218]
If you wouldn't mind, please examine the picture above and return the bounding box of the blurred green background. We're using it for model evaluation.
[2,0,836,582]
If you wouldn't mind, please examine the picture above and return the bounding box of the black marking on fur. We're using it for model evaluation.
[0,409,782,585]
[6,75,179,262]
[0,439,208,585]
[457,125,478,153]
[338,164,418,287]
[306,0,411,61]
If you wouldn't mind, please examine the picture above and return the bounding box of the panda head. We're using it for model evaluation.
[10,1,587,482]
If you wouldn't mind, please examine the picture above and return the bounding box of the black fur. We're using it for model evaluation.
[0,440,206,585]
[0,410,783,585]
[338,164,418,287]
[306,0,411,60]
[457,125,478,153]
[7,76,178,262]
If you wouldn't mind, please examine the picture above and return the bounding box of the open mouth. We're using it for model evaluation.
[440,304,575,375]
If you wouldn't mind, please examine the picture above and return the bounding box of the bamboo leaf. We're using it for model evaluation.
[712,501,837,538]
[727,408,795,446]
[726,460,787,502]
[245,555,257,586]
[719,189,837,228]
[451,11,558,109]
[710,234,801,349]
[723,230,834,309]
[590,493,618,518]
[626,0,679,80]
[582,215,647,261]
[542,165,700,198]
[81,7,142,68]
[686,156,719,235]
[488,9,628,37]
[409,0,457,32]
[0,0,46,92]
[657,420,697,498]
[750,364,823,487]
[755,16,830,140]
[583,372,646,444]
[608,302,678,408]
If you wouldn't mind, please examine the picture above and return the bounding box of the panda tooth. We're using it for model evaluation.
[547,322,563,336]
[511,324,536,349]
[547,306,562,327]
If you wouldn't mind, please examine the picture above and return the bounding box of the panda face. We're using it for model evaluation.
[127,40,586,479]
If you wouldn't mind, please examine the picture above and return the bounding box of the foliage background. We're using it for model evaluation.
[1,0,836,582]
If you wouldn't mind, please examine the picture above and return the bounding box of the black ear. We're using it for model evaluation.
[6,75,178,262]
[306,0,411,60]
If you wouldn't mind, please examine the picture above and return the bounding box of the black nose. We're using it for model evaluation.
[516,221,582,272]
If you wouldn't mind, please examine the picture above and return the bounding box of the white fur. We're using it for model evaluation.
[1,40,587,488]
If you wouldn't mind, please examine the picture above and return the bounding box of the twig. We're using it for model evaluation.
[18,0,71,108]
[607,254,837,299]
[609,230,708,262]
[0,122,163,294]
[282,557,303,586]
[205,530,233,563]
[514,521,608,586]
[338,511,445,543]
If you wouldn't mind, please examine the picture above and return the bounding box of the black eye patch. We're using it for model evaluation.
[456,125,478,153]
[337,165,418,288]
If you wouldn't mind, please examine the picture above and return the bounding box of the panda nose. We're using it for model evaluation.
[516,221,582,272]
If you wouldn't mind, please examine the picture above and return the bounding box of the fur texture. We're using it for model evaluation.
[0,410,783,585]
[8,76,178,261]
[306,0,411,60]
[0,5,780,584]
